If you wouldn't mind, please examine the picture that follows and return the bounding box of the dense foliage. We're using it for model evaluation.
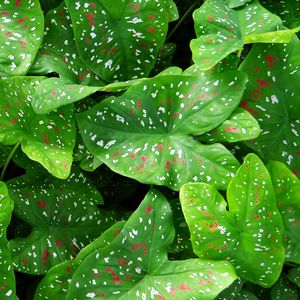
[0,0,299,299]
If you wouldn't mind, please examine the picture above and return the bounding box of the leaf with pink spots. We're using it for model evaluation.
[77,72,246,191]
[0,182,17,299]
[239,38,300,175]
[65,0,176,82]
[34,221,125,300]
[267,161,300,264]
[0,0,44,77]
[0,77,76,179]
[7,168,118,274]
[180,154,285,287]
[66,189,237,300]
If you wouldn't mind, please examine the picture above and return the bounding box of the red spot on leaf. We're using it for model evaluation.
[101,294,107,298]
[18,16,28,24]
[41,249,50,266]
[19,40,27,46]
[55,240,64,246]
[225,127,239,133]
[296,151,300,156]
[130,153,136,158]
[86,13,96,19]
[21,258,29,264]
[4,31,12,36]
[157,144,163,151]
[1,11,9,16]
[148,27,155,33]
[266,54,279,68]
[91,3,97,8]
[137,99,142,109]
[240,101,259,116]
[148,14,155,20]
[66,266,71,273]
[254,214,260,220]
[15,0,21,7]
[145,206,153,214]
[89,20,95,27]
[166,160,171,171]
[140,43,147,49]
[133,4,140,12]
[141,156,147,162]
[252,79,272,99]
[112,150,120,158]
[207,15,214,21]
[37,200,47,208]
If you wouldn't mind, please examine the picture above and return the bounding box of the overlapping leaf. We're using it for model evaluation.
[77,72,247,191]
[0,0,44,77]
[191,0,285,70]
[240,38,300,175]
[225,0,253,8]
[65,0,176,82]
[180,154,285,287]
[7,168,118,274]
[0,77,76,179]
[267,161,300,263]
[270,275,299,300]
[288,267,300,288]
[66,189,237,300]
[0,182,17,299]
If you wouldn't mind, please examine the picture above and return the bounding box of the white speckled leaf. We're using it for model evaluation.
[198,108,261,143]
[267,161,300,264]
[65,0,175,82]
[0,0,44,77]
[288,267,300,288]
[0,77,76,179]
[7,168,119,275]
[34,221,125,300]
[225,0,253,8]
[0,182,17,299]
[270,274,299,300]
[77,72,247,190]
[66,189,237,300]
[180,154,285,287]
[239,38,300,176]
[190,0,282,70]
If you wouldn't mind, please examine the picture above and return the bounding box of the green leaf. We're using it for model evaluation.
[180,154,285,287]
[77,72,246,191]
[198,108,261,143]
[34,221,125,300]
[0,182,17,299]
[0,0,44,77]
[270,274,299,300]
[65,0,175,82]
[267,161,300,263]
[0,77,76,179]
[240,38,300,176]
[288,267,300,288]
[190,0,283,70]
[66,189,237,300]
[225,0,253,8]
[30,3,104,86]
[7,168,119,274]
[39,0,62,13]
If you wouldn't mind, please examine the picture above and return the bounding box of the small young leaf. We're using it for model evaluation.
[0,0,44,77]
[66,189,237,299]
[180,154,285,287]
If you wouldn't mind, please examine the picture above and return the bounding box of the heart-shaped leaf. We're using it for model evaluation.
[0,0,44,77]
[288,267,300,288]
[267,161,300,263]
[65,0,176,82]
[239,38,300,176]
[0,182,17,299]
[190,0,283,70]
[34,221,125,300]
[0,77,76,179]
[180,154,285,287]
[30,2,104,86]
[66,189,237,300]
[270,274,299,300]
[7,168,119,274]
[77,72,246,190]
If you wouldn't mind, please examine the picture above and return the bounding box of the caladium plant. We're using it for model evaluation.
[0,0,299,298]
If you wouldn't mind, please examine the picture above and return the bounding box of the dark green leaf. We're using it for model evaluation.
[270,274,299,300]
[288,267,300,288]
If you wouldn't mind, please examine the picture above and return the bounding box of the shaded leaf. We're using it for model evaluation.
[180,154,285,287]
[270,274,299,300]
[77,72,246,191]
[67,189,237,299]
[288,267,300,288]
[225,0,253,8]
[0,0,44,77]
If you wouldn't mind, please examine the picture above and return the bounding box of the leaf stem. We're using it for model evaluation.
[166,1,200,42]
[0,142,21,181]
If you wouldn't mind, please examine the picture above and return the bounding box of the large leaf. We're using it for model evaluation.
[288,267,300,288]
[77,72,246,191]
[30,2,104,86]
[0,0,44,77]
[180,154,285,287]
[7,168,118,274]
[65,0,175,82]
[267,161,300,263]
[190,0,284,70]
[270,274,299,300]
[240,38,300,175]
[0,182,17,299]
[66,189,237,300]
[0,77,76,179]
[34,221,125,300]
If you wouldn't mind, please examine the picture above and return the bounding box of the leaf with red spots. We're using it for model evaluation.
[190,0,284,71]
[0,182,17,299]
[180,154,285,287]
[7,168,118,274]
[65,0,177,82]
[66,189,237,299]
[0,77,76,179]
[77,72,247,191]
[240,38,300,174]
[267,161,300,264]
[0,0,44,77]
[30,2,104,86]
[34,221,125,300]
[198,108,261,143]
